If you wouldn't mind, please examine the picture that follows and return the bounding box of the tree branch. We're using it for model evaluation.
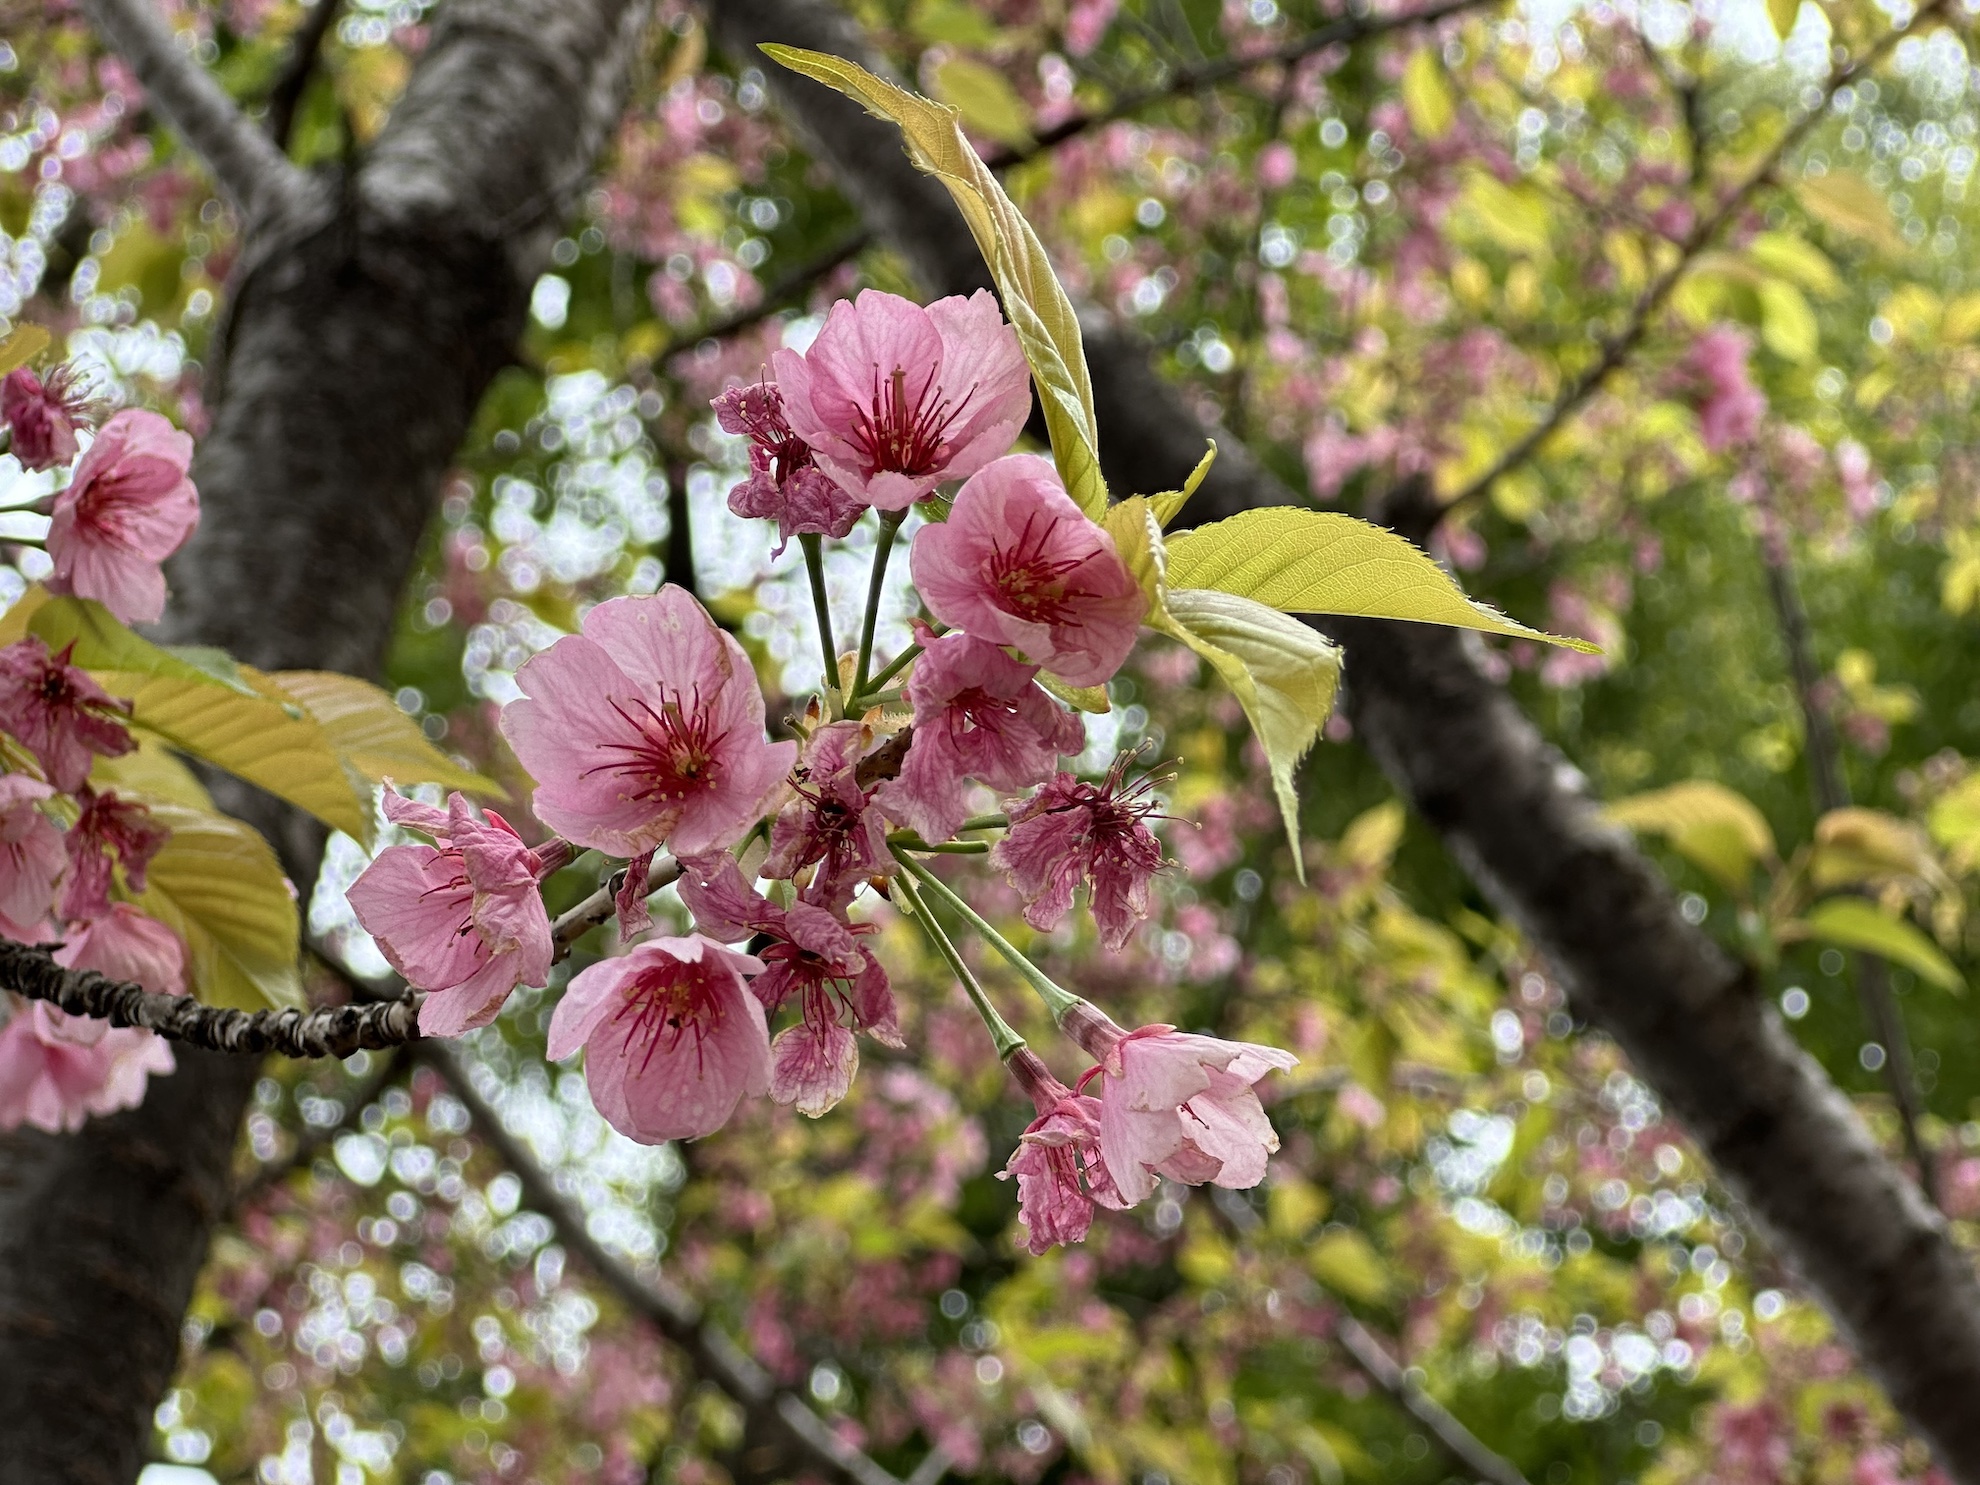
[1333,1313,1532,1485]
[674,230,871,349]
[415,1039,937,1485]
[0,938,422,1057]
[1439,5,1938,518]
[264,0,345,151]
[987,0,1499,168]
[79,0,311,222]
[707,3,1980,1476]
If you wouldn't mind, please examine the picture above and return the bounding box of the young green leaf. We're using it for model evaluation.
[761,45,1109,520]
[1152,589,1342,877]
[1791,897,1962,994]
[272,670,504,798]
[127,800,304,1011]
[1607,780,1777,893]
[1161,508,1598,651]
[19,591,260,695]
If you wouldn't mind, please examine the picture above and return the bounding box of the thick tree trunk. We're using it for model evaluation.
[0,4,646,1480]
[704,1,1980,1477]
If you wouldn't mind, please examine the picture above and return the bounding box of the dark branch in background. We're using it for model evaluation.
[705,2,1980,1477]
[414,1039,940,1485]
[263,0,344,151]
[232,1046,411,1209]
[987,0,1498,167]
[79,0,310,221]
[677,229,871,348]
[0,938,423,1057]
[1440,3,1941,518]
[1334,1314,1533,1485]
[1759,532,1941,1208]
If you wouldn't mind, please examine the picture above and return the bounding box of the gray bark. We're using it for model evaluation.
[702,1,1980,1477]
[0,3,646,1479]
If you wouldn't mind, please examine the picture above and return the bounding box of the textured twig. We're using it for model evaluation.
[1334,1314,1532,1485]
[264,0,345,150]
[417,1040,933,1485]
[988,0,1499,167]
[0,938,422,1057]
[80,0,310,221]
[1440,3,1940,517]
[552,856,682,958]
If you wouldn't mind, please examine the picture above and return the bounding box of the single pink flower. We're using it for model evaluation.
[679,856,900,1116]
[501,588,797,860]
[992,757,1166,950]
[0,774,65,931]
[0,904,182,1133]
[346,789,557,1037]
[1686,325,1767,453]
[1065,1003,1298,1204]
[0,636,136,793]
[911,454,1145,686]
[47,408,200,624]
[59,787,169,923]
[547,933,770,1143]
[1,365,93,472]
[763,721,892,913]
[772,288,1030,511]
[998,1047,1129,1253]
[712,380,866,556]
[877,625,1084,844]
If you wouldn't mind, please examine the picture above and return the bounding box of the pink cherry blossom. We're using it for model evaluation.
[992,757,1166,950]
[47,408,200,624]
[712,380,865,556]
[0,774,65,931]
[911,454,1145,686]
[0,904,183,1133]
[877,626,1084,844]
[679,856,899,1116]
[998,1047,1129,1254]
[1686,325,1767,453]
[501,587,797,860]
[547,934,770,1143]
[771,289,1030,510]
[59,788,169,923]
[1,365,92,472]
[0,636,135,792]
[1064,1002,1298,1204]
[763,721,892,913]
[346,789,557,1038]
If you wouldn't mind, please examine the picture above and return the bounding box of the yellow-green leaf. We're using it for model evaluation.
[1151,441,1218,530]
[23,593,260,695]
[1796,170,1906,256]
[1308,1227,1390,1305]
[1792,897,1962,993]
[1401,49,1456,140]
[1455,170,1552,259]
[1749,232,1842,299]
[762,45,1108,519]
[1757,278,1819,362]
[272,670,503,798]
[91,734,215,809]
[1161,508,1597,651]
[127,800,303,1010]
[929,56,1034,149]
[1607,780,1776,893]
[0,323,49,375]
[1036,671,1111,714]
[1767,0,1800,39]
[1153,588,1342,876]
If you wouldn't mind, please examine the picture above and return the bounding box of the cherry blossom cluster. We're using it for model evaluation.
[0,368,204,1129]
[352,288,1297,1254]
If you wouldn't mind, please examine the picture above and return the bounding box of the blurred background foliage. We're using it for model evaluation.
[9,0,1980,1480]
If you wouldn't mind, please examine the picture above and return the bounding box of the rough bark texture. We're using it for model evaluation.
[0,4,646,1480]
[704,1,1980,1476]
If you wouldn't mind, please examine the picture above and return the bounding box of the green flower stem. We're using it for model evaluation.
[798,533,841,717]
[851,508,906,702]
[856,642,920,707]
[895,853,1084,1024]
[889,834,989,854]
[855,687,905,711]
[957,813,1008,832]
[893,871,1026,1059]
